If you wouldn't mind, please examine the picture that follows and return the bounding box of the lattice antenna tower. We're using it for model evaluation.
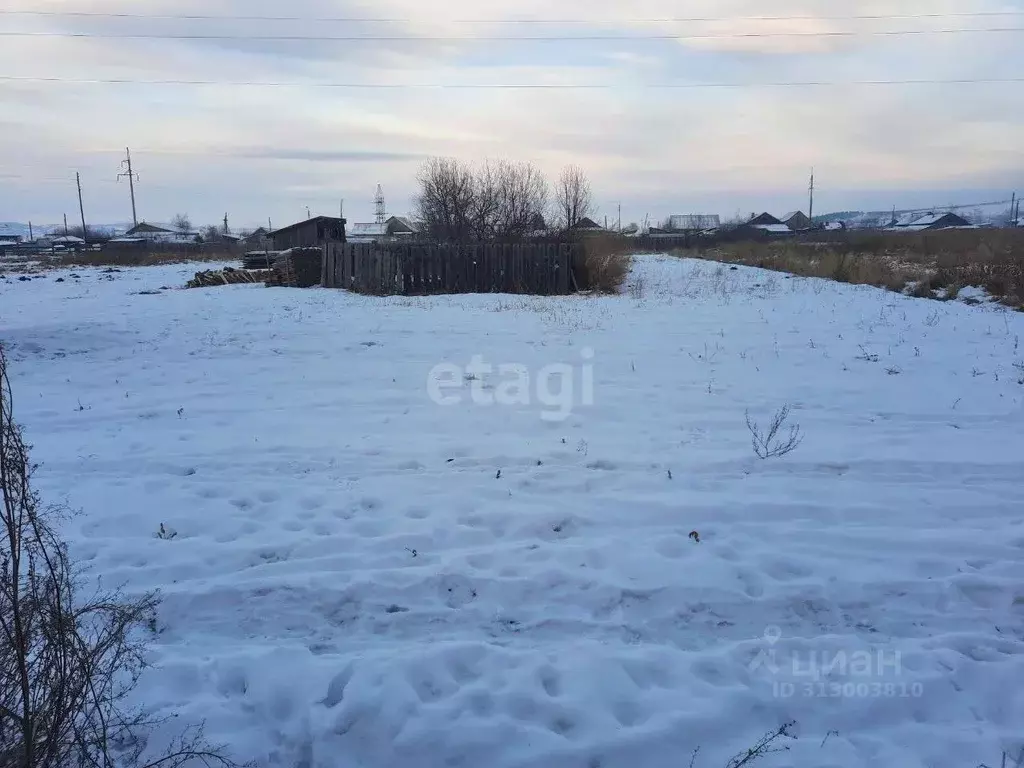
[375,184,387,225]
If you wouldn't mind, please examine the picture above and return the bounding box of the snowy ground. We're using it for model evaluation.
[3,256,1024,768]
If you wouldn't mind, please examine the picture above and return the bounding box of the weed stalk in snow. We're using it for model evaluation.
[0,344,241,768]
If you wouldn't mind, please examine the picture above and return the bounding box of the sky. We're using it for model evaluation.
[1,0,1023,231]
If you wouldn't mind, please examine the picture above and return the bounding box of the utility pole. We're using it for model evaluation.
[618,202,621,233]
[306,206,311,220]
[63,213,69,236]
[340,199,344,220]
[117,147,139,227]
[28,222,33,240]
[223,212,229,234]
[808,168,815,222]
[76,172,88,242]
[1010,192,1016,226]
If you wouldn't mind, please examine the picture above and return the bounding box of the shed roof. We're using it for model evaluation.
[269,216,346,237]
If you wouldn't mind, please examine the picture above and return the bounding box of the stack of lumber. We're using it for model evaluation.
[186,267,270,289]
[242,251,281,270]
[264,248,322,288]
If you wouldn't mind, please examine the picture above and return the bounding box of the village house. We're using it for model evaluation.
[665,214,721,232]
[781,211,812,230]
[892,212,973,231]
[110,222,201,245]
[269,216,347,251]
[347,216,420,244]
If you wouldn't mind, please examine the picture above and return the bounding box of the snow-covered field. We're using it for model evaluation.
[3,256,1024,768]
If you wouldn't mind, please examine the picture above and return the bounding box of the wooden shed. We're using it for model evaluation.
[270,216,346,251]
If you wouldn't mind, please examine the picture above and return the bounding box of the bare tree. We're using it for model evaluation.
[554,165,594,231]
[170,214,192,234]
[493,160,548,241]
[414,158,476,242]
[0,344,239,768]
[468,159,503,241]
[201,225,222,242]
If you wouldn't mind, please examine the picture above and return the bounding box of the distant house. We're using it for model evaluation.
[571,217,605,231]
[0,233,21,254]
[348,216,420,244]
[113,222,200,244]
[894,212,972,231]
[270,216,346,250]
[781,211,812,231]
[751,224,794,235]
[240,227,273,251]
[748,212,782,226]
[49,235,86,248]
[667,214,721,232]
[126,222,173,238]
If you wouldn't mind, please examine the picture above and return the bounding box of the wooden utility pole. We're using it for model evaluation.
[28,222,33,240]
[118,147,139,227]
[63,213,69,236]
[808,168,815,222]
[223,212,229,234]
[76,172,87,242]
[1010,192,1016,226]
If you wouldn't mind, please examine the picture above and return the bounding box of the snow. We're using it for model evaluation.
[753,224,792,234]
[3,256,1024,768]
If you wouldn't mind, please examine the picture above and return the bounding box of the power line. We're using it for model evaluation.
[2,10,1022,22]
[3,28,1022,41]
[3,76,1023,89]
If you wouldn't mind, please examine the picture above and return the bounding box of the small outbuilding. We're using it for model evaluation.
[270,216,347,250]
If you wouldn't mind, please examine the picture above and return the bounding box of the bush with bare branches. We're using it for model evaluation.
[0,345,239,768]
[574,234,633,294]
[745,405,804,459]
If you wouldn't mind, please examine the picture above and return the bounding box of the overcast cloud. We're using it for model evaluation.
[1,0,1022,229]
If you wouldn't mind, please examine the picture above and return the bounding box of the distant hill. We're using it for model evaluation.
[816,200,1016,229]
[0,222,130,239]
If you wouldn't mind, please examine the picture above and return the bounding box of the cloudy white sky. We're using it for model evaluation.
[1,0,1023,230]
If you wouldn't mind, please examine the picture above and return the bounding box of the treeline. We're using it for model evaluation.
[414,157,596,242]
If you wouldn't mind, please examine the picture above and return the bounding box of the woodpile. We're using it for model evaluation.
[186,267,271,289]
[242,251,281,270]
[264,248,322,288]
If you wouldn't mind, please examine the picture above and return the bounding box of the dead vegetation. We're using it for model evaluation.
[671,229,1024,309]
[0,344,240,768]
[61,250,239,269]
[574,233,633,294]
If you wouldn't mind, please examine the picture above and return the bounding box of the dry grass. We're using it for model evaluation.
[61,249,240,268]
[672,229,1024,309]
[574,233,633,294]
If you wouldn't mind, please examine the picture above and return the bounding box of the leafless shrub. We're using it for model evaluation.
[0,344,240,768]
[575,234,632,293]
[724,722,797,767]
[746,405,803,459]
[627,275,646,301]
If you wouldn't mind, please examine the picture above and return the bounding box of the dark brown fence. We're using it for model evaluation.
[323,242,577,295]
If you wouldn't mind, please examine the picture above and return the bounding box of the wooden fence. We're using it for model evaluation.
[322,242,578,295]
